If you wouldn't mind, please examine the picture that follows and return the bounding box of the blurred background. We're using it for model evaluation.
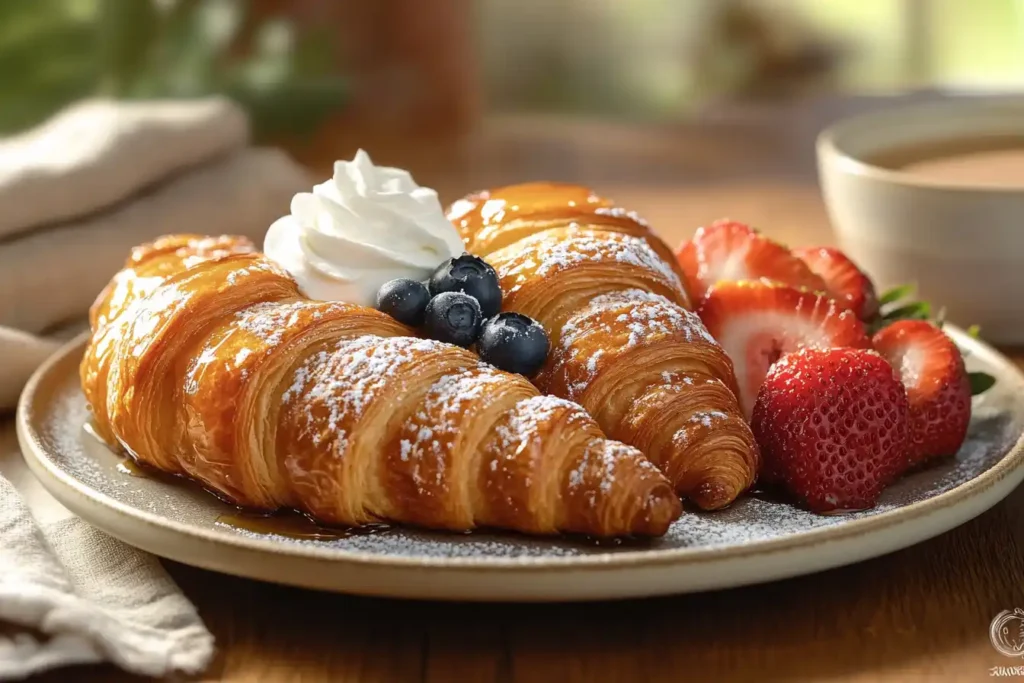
[4,0,1024,204]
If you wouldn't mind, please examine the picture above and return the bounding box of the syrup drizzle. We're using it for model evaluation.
[214,510,390,541]
[87,420,654,547]
[85,420,395,541]
[116,459,147,477]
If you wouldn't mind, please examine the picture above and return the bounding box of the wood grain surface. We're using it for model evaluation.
[5,123,1024,682]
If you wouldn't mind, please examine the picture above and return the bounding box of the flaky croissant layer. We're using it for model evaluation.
[448,184,760,510]
[80,234,682,537]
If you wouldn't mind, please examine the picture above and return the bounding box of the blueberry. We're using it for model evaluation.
[428,254,502,318]
[478,312,550,377]
[376,278,430,326]
[424,292,483,347]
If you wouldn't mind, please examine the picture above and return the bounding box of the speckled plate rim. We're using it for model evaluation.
[15,327,1024,598]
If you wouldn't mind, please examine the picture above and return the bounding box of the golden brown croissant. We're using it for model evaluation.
[80,233,682,537]
[448,181,685,276]
[447,184,760,510]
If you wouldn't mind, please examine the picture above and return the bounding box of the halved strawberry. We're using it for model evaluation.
[698,280,872,417]
[872,320,971,467]
[674,219,826,305]
[793,246,879,320]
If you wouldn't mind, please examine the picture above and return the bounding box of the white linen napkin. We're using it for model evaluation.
[0,330,61,418]
[0,428,213,680]
[0,97,248,240]
[0,98,312,411]
[0,96,313,679]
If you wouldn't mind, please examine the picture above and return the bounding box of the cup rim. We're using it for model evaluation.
[816,95,1024,195]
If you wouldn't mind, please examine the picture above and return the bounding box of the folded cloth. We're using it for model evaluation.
[0,96,314,679]
[0,429,213,680]
[0,147,311,337]
[0,97,248,241]
[0,146,311,410]
[0,329,63,415]
[0,97,310,411]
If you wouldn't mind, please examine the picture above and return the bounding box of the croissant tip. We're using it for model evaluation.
[631,484,683,537]
[688,479,741,511]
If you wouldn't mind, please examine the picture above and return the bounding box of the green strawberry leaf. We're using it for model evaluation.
[969,371,996,396]
[967,324,982,338]
[880,301,931,323]
[878,284,915,306]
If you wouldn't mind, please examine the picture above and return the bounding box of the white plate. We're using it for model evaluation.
[16,328,1024,602]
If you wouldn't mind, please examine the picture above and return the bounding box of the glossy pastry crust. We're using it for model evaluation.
[80,233,681,537]
[447,181,686,281]
[449,185,760,510]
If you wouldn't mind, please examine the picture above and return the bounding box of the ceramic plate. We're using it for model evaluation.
[16,328,1024,602]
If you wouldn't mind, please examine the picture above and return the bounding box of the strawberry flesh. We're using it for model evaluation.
[752,347,910,513]
[698,280,872,417]
[675,220,826,306]
[793,246,879,320]
[872,320,971,466]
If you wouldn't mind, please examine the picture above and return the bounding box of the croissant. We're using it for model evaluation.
[447,183,760,510]
[80,233,681,537]
[448,181,684,274]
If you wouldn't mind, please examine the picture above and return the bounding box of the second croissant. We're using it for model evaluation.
[448,182,760,510]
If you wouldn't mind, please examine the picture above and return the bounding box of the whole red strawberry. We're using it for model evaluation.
[752,347,910,513]
[872,320,971,467]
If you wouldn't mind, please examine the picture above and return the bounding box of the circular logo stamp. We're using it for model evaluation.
[991,609,1024,658]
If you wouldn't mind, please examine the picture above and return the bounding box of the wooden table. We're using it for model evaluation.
[5,176,1024,682]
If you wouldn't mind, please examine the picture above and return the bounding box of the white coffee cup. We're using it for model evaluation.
[816,97,1024,344]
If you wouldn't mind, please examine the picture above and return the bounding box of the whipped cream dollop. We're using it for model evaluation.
[264,149,465,306]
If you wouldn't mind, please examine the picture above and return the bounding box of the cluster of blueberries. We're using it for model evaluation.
[376,254,550,377]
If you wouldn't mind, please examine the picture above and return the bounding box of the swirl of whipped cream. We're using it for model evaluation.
[264,149,465,306]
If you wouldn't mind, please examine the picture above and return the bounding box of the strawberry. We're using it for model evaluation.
[793,246,879,320]
[871,320,971,466]
[698,280,872,417]
[752,347,910,513]
[674,219,826,305]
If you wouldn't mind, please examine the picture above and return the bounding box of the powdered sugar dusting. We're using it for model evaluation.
[282,335,447,450]
[421,366,506,429]
[689,410,729,428]
[399,366,508,492]
[660,370,694,386]
[493,395,588,455]
[552,289,722,399]
[589,290,718,346]
[496,231,683,294]
[593,205,650,227]
[235,300,348,346]
[225,259,288,285]
[568,440,645,497]
[563,290,717,350]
